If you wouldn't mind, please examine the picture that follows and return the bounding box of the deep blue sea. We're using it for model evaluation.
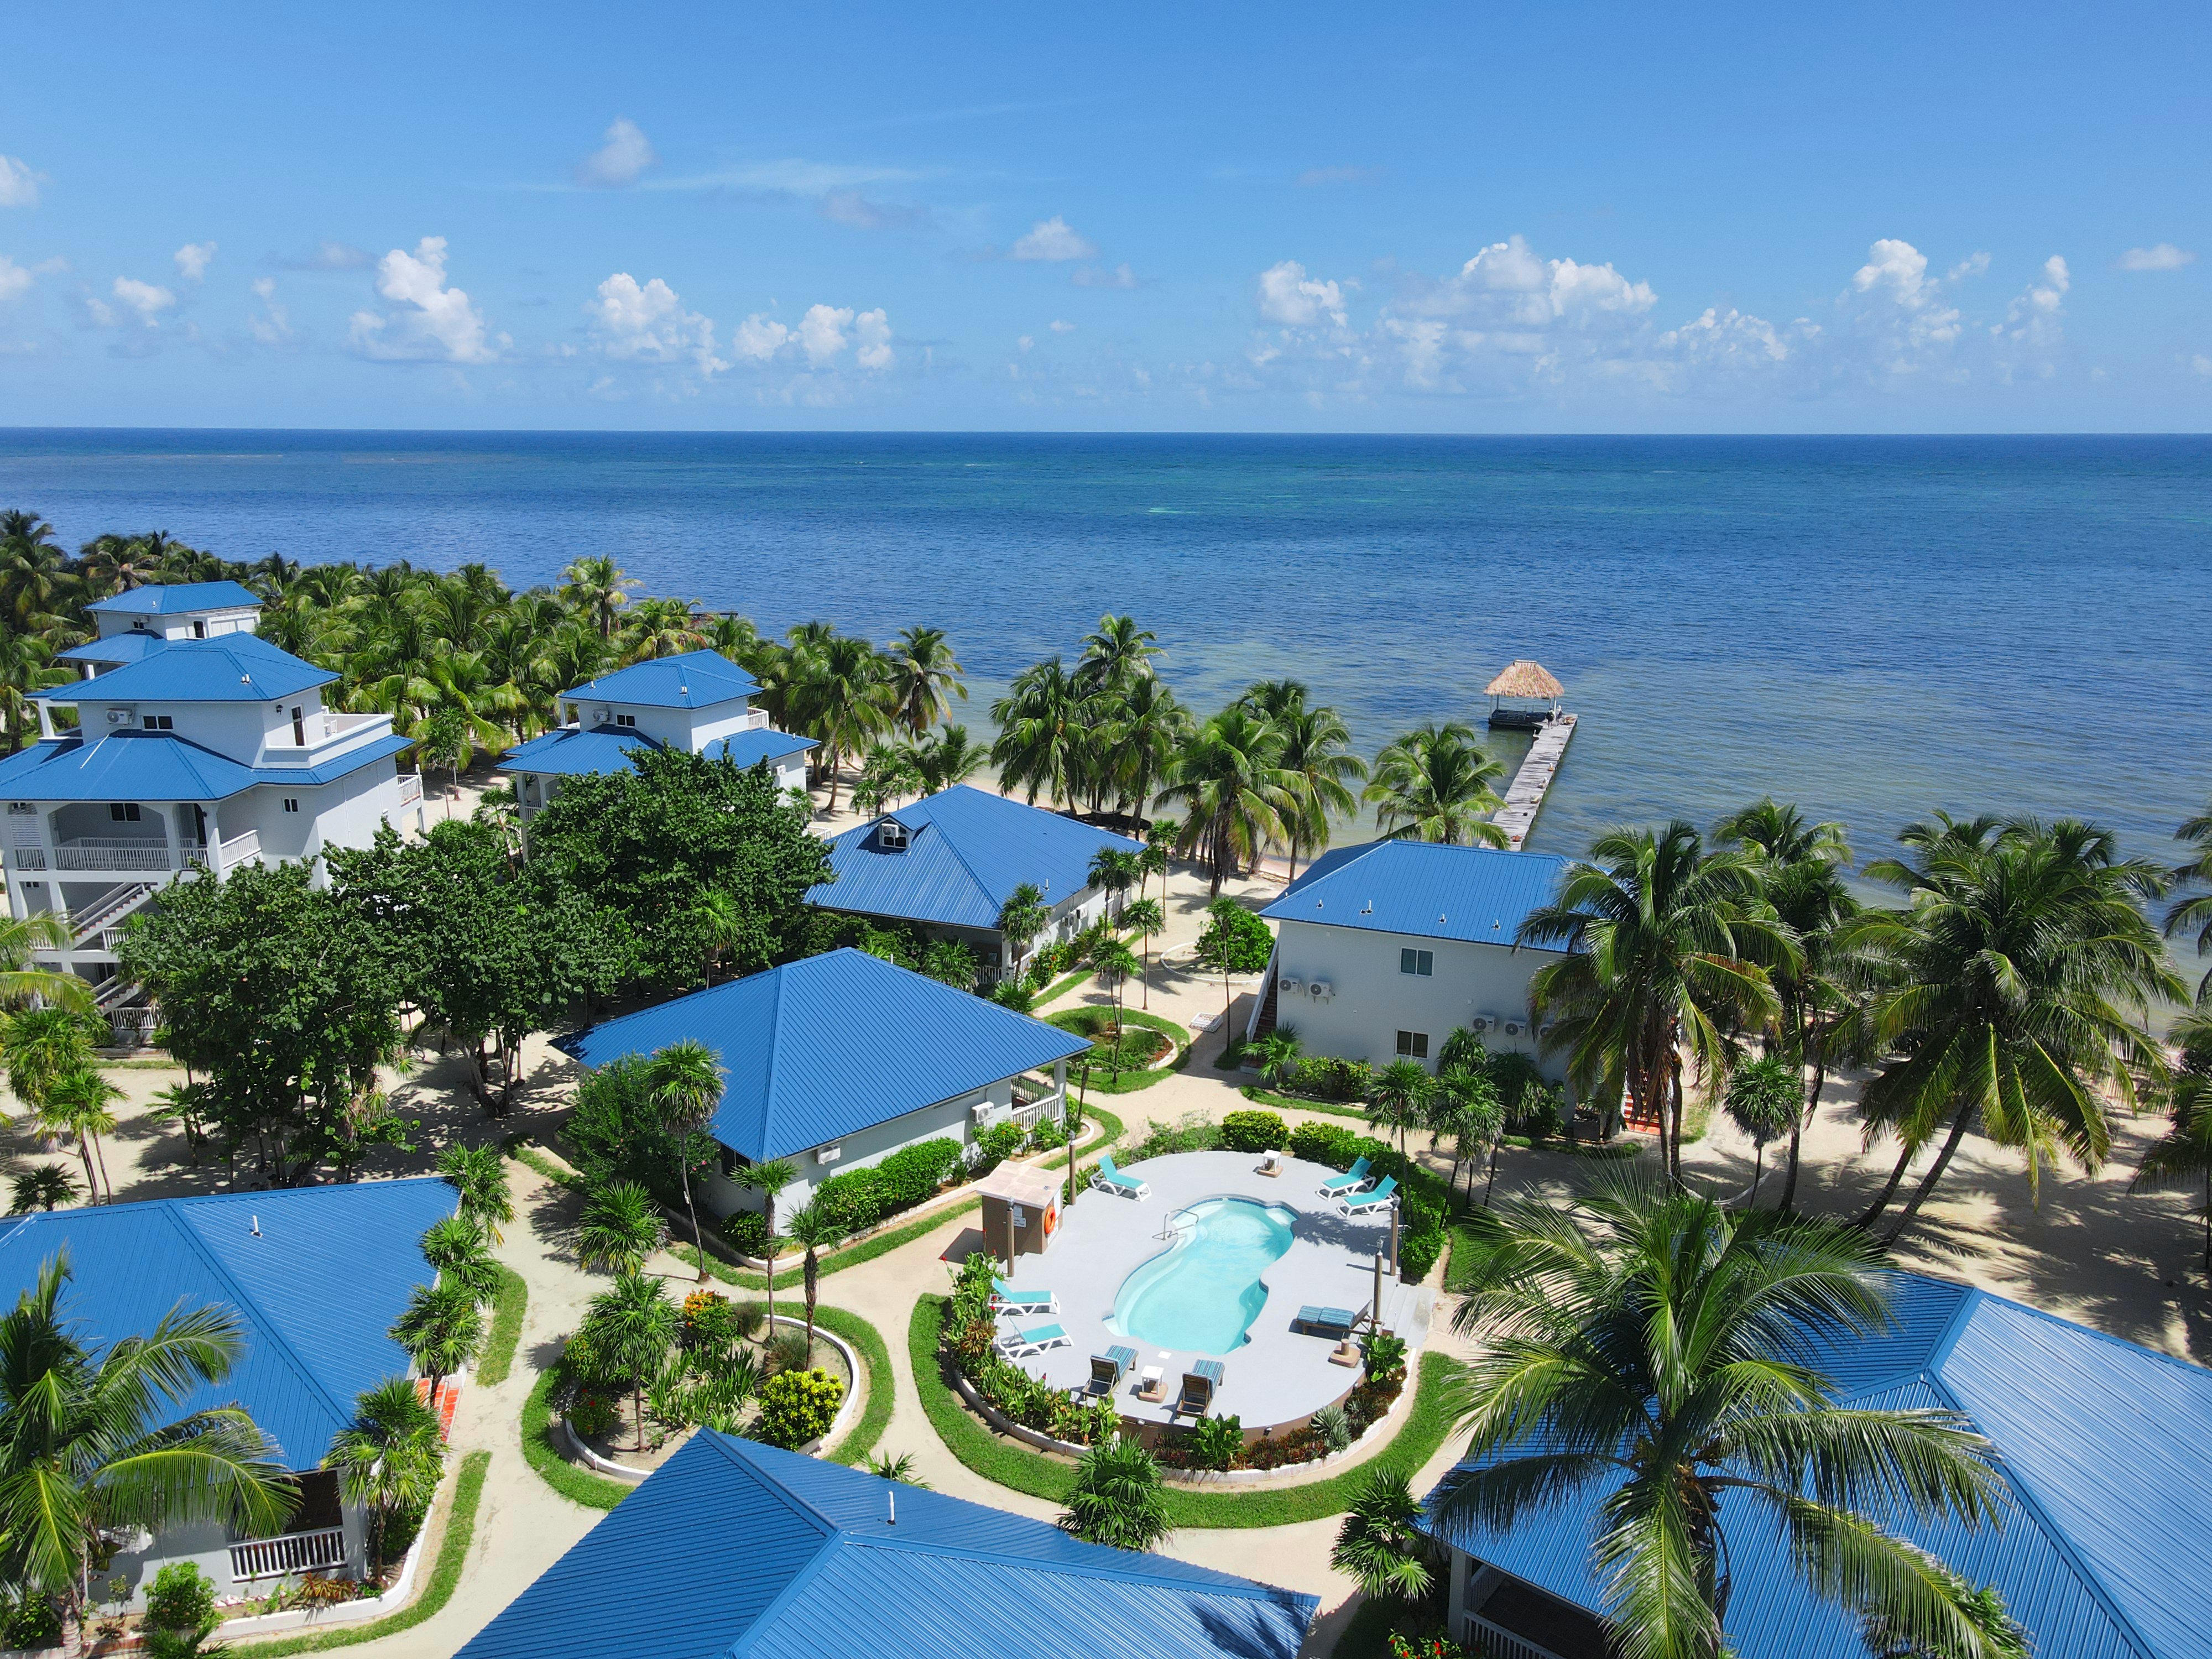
[2,430,2207,878]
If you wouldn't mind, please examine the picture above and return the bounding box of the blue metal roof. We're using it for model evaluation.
[86,581,262,616]
[501,724,661,778]
[809,785,1144,932]
[55,633,172,668]
[454,1432,1315,1659]
[1261,838,1573,950]
[0,1179,454,1467]
[0,729,409,802]
[32,634,333,705]
[566,650,760,710]
[1423,1272,2212,1659]
[561,947,1090,1161]
[705,728,816,767]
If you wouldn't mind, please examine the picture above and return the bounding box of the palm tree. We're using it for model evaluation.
[1364,722,1509,847]
[1365,1058,1433,1165]
[1714,798,1864,1211]
[991,658,1088,810]
[2132,1009,2212,1271]
[885,626,967,736]
[1120,896,1164,1010]
[1272,700,1365,880]
[1139,831,1171,907]
[1154,706,1294,896]
[6,1166,79,1214]
[41,1070,121,1203]
[995,882,1050,975]
[437,1144,513,1243]
[619,595,708,662]
[645,1040,725,1282]
[1331,1468,1436,1602]
[1091,939,1141,1080]
[0,914,92,1013]
[1076,614,1162,691]
[801,634,894,812]
[1438,1178,2010,1659]
[1723,1053,1801,1203]
[575,1273,679,1451]
[1086,847,1142,922]
[389,1281,485,1410]
[577,1180,668,1276]
[1848,816,2180,1243]
[1057,1436,1171,1551]
[1434,1059,1504,1202]
[694,889,747,985]
[907,723,988,794]
[559,556,639,640]
[0,1254,295,1647]
[321,1376,445,1577]
[1093,674,1188,818]
[2168,797,2212,1002]
[1251,1025,1302,1089]
[732,1159,799,1329]
[0,629,68,757]
[782,1201,842,1353]
[419,1215,502,1303]
[1520,823,1794,1186]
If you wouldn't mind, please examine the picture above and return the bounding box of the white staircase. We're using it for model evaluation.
[68,881,160,947]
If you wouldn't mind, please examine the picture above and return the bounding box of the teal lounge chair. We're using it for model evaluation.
[1338,1175,1398,1216]
[998,1322,1072,1361]
[1091,1153,1150,1199]
[1319,1156,1372,1196]
[990,1277,1059,1317]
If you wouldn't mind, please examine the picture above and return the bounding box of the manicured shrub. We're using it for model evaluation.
[1132,1112,1220,1159]
[1301,1056,1374,1103]
[810,1168,887,1235]
[142,1562,220,1659]
[681,1289,739,1352]
[720,1209,774,1260]
[873,1138,962,1207]
[1219,1109,1289,1154]
[755,1368,845,1449]
[989,979,1036,1013]
[1360,1331,1409,1389]
[970,1120,1026,1172]
[1396,1194,1448,1282]
[567,1391,617,1439]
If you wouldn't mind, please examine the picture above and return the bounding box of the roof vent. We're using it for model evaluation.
[251,1214,260,1237]
[1360,901,1373,915]
[888,1487,896,1526]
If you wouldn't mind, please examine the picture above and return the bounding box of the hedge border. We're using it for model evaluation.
[231,1451,489,1655]
[1048,1008,1192,1095]
[909,1295,1465,1528]
[474,1265,528,1386]
[519,1369,631,1511]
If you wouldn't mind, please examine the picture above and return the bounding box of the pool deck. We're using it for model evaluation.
[996,1150,1433,1432]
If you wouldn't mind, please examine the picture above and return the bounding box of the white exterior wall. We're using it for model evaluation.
[687,701,758,747]
[99,605,259,643]
[102,1501,370,1610]
[1269,917,1568,1078]
[709,1076,1018,1218]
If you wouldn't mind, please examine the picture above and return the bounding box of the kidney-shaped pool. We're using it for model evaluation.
[1109,1196,1298,1356]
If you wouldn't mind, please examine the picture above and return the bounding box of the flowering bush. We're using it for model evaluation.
[567,1391,617,1439]
[1386,1634,1465,1659]
[755,1367,844,1449]
[681,1289,739,1351]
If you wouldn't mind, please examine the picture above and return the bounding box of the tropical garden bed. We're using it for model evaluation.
[1041,1006,1194,1094]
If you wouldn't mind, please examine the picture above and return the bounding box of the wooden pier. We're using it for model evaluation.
[1491,712,1575,851]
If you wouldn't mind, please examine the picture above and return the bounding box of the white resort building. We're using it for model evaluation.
[0,581,422,1035]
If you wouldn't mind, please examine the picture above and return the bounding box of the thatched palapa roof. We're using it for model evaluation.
[1484,659,1563,700]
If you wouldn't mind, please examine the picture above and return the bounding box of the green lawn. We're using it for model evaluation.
[909,1296,1466,1527]
[474,1265,528,1386]
[1049,1007,1193,1095]
[1239,1084,1370,1122]
[818,1306,895,1466]
[519,1369,632,1511]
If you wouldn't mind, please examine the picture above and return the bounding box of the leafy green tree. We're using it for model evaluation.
[1723,1053,1802,1202]
[732,1158,799,1329]
[321,1377,445,1575]
[575,1274,679,1450]
[1057,1436,1171,1551]
[1440,1178,2011,1659]
[995,881,1051,974]
[1194,897,1275,1040]
[419,1215,502,1303]
[1519,823,1794,1187]
[390,1281,484,1410]
[438,1143,514,1243]
[0,1254,295,1648]
[120,862,410,1187]
[1156,706,1294,896]
[1364,721,1509,847]
[521,747,830,994]
[646,1039,726,1282]
[577,1180,668,1276]
[782,1201,842,1353]
[1331,1469,1435,1602]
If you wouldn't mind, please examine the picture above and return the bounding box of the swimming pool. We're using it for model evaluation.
[1110,1196,1298,1356]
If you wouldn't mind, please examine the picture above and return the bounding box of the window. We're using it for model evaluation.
[1399,947,1434,977]
[878,820,908,849]
[290,706,306,746]
[614,713,637,728]
[281,799,300,813]
[107,802,142,823]
[141,714,174,731]
[1396,1030,1430,1060]
[191,620,207,639]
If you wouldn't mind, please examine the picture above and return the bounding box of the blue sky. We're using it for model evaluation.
[2,1,2206,431]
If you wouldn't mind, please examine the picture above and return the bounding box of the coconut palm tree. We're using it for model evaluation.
[1438,1178,2012,1659]
[1365,1059,1434,1165]
[1154,706,1293,896]
[2132,1008,2212,1271]
[1331,1468,1436,1602]
[619,595,709,662]
[42,1069,122,1203]
[0,629,68,757]
[1519,823,1795,1187]
[1093,673,1188,819]
[907,723,988,794]
[1058,1436,1171,1551]
[1723,1053,1801,1203]
[0,914,92,1013]
[1272,700,1365,880]
[800,634,894,812]
[321,1376,445,1577]
[389,1281,484,1411]
[645,1040,725,1283]
[885,626,967,737]
[1086,847,1142,922]
[991,657,1088,810]
[575,1273,679,1451]
[1848,816,2180,1243]
[7,1166,79,1214]
[577,1181,668,1276]
[781,1201,842,1353]
[418,1215,502,1303]
[1435,1058,1504,1201]
[995,882,1051,975]
[2168,797,2212,1002]
[437,1144,514,1244]
[1364,722,1509,847]
[558,555,639,640]
[1120,897,1164,1010]
[1076,614,1162,691]
[732,1159,798,1329]
[0,1253,295,1647]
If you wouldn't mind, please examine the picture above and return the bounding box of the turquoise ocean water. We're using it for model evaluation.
[2,431,2206,873]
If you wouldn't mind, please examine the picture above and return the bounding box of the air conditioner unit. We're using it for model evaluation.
[814,1144,843,1165]
[590,706,611,724]
[1473,1014,1500,1032]
[971,1103,993,1127]
[106,707,134,726]
[1503,1020,1526,1037]
[1307,979,1334,1001]
[1538,1021,1557,1038]
[1277,975,1303,995]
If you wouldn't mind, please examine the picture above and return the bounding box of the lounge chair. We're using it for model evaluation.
[1091,1153,1150,1200]
[990,1277,1060,1318]
[1090,1344,1138,1395]
[998,1322,1072,1360]
[1319,1156,1373,1196]
[1338,1175,1398,1217]
[1295,1305,1361,1340]
[1178,1359,1224,1415]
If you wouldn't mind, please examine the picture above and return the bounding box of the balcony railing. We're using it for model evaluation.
[53,838,176,873]
[397,773,424,806]
[259,710,395,768]
[229,1526,348,1583]
[218,828,263,868]
[1463,1612,1567,1659]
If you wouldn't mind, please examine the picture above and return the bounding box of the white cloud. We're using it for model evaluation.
[0,256,35,304]
[248,277,291,345]
[2120,243,2195,272]
[588,272,727,375]
[797,304,854,364]
[276,240,374,272]
[722,302,893,374]
[1050,319,1076,333]
[1018,335,1034,353]
[1995,255,2070,374]
[576,118,657,189]
[0,155,43,208]
[348,237,497,363]
[174,242,216,282]
[852,307,892,369]
[1072,262,1138,290]
[820,191,931,232]
[1256,259,1349,327]
[734,314,790,362]
[1843,237,1968,372]
[2193,354,2212,378]
[1011,216,1097,262]
[111,277,176,325]
[652,159,921,195]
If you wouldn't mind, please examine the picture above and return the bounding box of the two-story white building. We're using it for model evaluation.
[502,650,815,826]
[0,582,422,1031]
[1249,838,1575,1077]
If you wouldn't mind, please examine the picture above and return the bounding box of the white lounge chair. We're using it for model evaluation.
[1091,1153,1150,1200]
[1338,1175,1398,1217]
[998,1322,1072,1360]
[1319,1156,1373,1196]
[990,1277,1059,1317]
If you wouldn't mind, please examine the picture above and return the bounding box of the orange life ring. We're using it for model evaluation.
[1043,1205,1058,1235]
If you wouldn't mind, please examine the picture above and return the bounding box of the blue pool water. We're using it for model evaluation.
[1112,1197,1298,1357]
